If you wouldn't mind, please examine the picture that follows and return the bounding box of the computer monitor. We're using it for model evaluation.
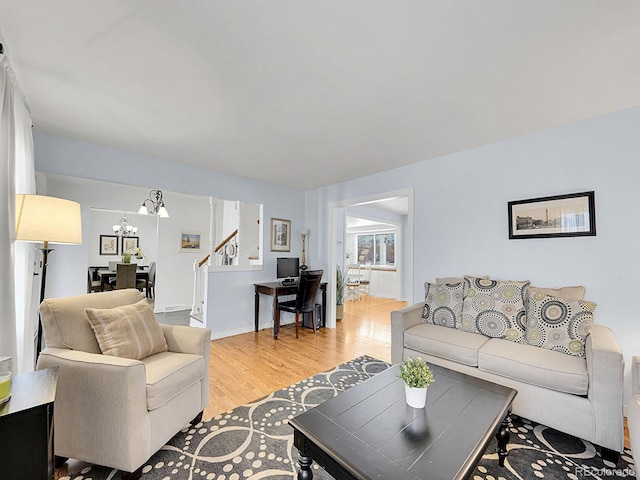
[277,257,299,283]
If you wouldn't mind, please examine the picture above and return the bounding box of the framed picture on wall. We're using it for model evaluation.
[508,191,596,239]
[121,236,139,254]
[180,231,202,252]
[99,235,119,255]
[270,218,291,252]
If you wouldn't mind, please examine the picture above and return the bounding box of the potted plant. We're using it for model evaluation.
[336,266,345,320]
[398,357,435,408]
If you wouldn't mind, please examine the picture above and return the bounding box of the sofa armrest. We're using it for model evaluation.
[586,324,624,451]
[391,302,424,364]
[36,348,150,468]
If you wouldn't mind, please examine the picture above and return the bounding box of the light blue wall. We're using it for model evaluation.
[306,106,640,403]
[35,106,640,402]
[34,130,306,336]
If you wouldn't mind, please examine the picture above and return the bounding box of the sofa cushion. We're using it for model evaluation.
[142,351,205,411]
[478,338,588,395]
[404,323,490,367]
[525,292,595,358]
[422,281,464,328]
[461,276,529,343]
[530,285,585,302]
[85,299,168,360]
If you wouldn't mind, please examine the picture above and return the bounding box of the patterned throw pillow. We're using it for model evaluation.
[525,291,595,358]
[422,281,464,328]
[461,276,529,343]
[85,299,168,360]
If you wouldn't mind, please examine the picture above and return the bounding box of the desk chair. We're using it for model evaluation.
[276,270,323,338]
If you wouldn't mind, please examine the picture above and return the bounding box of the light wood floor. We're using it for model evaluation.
[205,295,404,419]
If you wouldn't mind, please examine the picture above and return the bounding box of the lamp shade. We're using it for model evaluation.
[15,194,83,245]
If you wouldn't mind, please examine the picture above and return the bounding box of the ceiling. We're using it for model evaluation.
[1,2,639,190]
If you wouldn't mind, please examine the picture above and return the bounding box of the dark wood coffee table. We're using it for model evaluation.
[289,363,517,480]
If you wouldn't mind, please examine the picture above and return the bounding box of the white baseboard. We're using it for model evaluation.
[210,325,256,340]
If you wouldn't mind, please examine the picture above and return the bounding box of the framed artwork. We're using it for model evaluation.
[180,231,202,252]
[508,191,596,239]
[270,218,291,252]
[121,236,140,254]
[99,235,119,255]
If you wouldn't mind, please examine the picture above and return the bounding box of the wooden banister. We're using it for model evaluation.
[198,254,211,268]
[214,229,238,253]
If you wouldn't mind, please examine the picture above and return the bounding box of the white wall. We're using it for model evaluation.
[306,106,640,404]
[41,174,210,312]
[34,131,306,336]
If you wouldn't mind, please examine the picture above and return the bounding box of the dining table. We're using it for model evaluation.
[97,267,150,296]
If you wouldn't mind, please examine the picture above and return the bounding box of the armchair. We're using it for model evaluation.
[36,289,211,479]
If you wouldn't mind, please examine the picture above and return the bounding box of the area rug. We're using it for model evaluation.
[58,356,635,480]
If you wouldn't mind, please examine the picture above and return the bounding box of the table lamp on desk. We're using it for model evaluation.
[15,194,83,360]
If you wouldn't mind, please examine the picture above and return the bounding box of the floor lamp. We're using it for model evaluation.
[15,194,83,360]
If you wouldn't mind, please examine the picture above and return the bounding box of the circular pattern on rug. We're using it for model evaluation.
[476,310,508,338]
[54,364,635,480]
[433,306,456,328]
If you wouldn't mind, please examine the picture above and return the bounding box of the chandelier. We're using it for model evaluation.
[138,189,169,217]
[113,215,138,237]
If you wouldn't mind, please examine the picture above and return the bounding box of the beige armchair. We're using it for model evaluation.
[36,289,211,480]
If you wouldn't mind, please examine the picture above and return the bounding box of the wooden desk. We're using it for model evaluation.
[0,367,58,480]
[98,269,150,295]
[254,282,327,339]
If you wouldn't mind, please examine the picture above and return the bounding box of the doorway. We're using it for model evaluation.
[328,188,414,329]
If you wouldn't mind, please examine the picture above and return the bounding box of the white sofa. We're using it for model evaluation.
[391,288,624,462]
[36,289,211,479]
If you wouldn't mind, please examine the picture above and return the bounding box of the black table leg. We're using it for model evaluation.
[298,454,313,480]
[496,415,511,467]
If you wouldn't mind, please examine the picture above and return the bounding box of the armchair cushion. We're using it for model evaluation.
[142,352,205,411]
[85,299,168,360]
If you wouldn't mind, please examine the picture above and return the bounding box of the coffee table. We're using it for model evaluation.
[289,363,517,480]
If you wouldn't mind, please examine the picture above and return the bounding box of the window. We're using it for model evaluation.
[357,233,395,266]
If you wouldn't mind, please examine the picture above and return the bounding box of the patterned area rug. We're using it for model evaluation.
[59,356,635,480]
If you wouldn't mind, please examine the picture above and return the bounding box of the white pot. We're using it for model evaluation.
[405,384,428,409]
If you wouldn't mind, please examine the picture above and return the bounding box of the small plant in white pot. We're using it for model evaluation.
[398,357,435,408]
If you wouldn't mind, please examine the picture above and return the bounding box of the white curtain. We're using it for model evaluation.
[0,53,35,373]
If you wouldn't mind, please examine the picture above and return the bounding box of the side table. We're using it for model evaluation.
[0,367,58,480]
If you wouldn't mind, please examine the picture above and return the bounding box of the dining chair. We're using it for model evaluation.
[137,261,156,298]
[276,270,323,338]
[359,262,372,298]
[345,264,361,301]
[87,268,102,293]
[114,263,137,289]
